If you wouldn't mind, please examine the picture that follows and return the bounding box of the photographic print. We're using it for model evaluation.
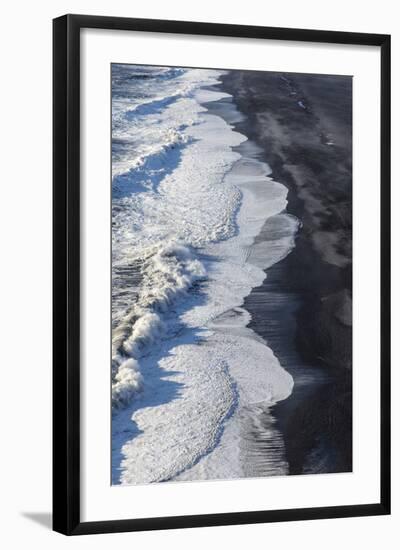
[111,64,352,485]
[53,15,390,534]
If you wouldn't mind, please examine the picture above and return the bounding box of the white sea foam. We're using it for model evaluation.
[112,67,229,178]
[112,242,206,408]
[111,66,298,483]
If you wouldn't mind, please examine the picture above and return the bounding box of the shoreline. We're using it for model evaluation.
[173,88,298,481]
[112,74,297,484]
[218,70,353,474]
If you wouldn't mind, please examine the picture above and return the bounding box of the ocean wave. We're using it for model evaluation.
[125,94,183,119]
[112,66,229,178]
[112,127,190,194]
[112,242,206,409]
[111,65,298,483]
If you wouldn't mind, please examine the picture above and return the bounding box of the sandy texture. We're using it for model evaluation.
[221,70,352,474]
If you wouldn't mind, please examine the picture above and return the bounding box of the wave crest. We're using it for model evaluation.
[112,242,206,409]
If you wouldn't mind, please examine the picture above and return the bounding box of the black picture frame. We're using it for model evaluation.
[53,14,391,535]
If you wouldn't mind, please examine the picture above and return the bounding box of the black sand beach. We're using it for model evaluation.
[219,71,353,474]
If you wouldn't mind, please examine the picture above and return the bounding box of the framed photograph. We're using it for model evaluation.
[53,14,391,535]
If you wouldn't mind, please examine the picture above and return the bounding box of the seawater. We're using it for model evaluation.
[111,65,298,484]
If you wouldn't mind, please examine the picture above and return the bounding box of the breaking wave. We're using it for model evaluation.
[112,242,206,409]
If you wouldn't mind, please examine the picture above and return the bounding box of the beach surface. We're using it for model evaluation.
[219,70,353,474]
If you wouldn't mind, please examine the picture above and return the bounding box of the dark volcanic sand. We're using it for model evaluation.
[220,71,353,474]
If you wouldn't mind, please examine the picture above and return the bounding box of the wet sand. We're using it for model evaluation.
[220,70,353,474]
